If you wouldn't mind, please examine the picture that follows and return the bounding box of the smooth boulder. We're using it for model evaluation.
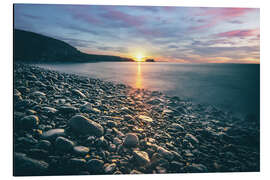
[68,115,104,137]
[55,136,75,152]
[20,115,39,129]
[123,133,139,147]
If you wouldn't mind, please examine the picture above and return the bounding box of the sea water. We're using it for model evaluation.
[37,62,260,119]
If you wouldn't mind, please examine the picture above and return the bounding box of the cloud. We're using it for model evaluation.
[65,6,101,25]
[56,21,99,35]
[229,20,244,24]
[22,14,43,20]
[161,6,179,12]
[100,8,145,27]
[190,8,256,30]
[167,45,179,49]
[190,45,259,59]
[132,6,159,12]
[96,46,128,53]
[215,29,259,38]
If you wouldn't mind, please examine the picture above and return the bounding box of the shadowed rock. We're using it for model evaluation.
[123,133,139,147]
[69,115,104,137]
[14,152,49,176]
[20,115,39,129]
[133,150,150,166]
[55,136,75,152]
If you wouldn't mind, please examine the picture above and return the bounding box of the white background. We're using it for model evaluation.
[0,0,269,179]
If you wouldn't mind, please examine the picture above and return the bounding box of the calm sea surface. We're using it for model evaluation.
[37,62,260,118]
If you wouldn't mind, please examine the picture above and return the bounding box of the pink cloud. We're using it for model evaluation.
[190,8,256,30]
[215,29,259,38]
[101,7,145,27]
[72,12,100,25]
[197,8,253,18]
[162,6,178,12]
[65,6,101,25]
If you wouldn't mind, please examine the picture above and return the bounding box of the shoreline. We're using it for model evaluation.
[13,63,259,176]
[34,62,260,120]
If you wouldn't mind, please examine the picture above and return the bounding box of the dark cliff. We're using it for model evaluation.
[14,29,134,63]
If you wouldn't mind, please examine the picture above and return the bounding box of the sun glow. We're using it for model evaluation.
[135,53,144,62]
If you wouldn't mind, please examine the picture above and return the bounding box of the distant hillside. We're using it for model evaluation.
[14,29,134,63]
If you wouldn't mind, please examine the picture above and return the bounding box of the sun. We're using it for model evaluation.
[135,53,144,62]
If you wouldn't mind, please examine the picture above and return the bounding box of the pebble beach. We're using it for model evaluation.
[13,63,260,176]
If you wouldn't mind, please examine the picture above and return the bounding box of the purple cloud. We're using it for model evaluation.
[100,7,145,27]
[215,29,259,38]
[65,6,101,25]
[190,8,256,30]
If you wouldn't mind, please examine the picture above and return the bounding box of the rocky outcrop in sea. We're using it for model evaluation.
[13,63,260,176]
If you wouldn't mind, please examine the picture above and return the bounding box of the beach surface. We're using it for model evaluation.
[14,63,259,176]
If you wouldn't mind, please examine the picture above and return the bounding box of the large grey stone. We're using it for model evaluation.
[69,115,104,137]
[20,115,39,129]
[55,136,75,152]
[123,133,139,147]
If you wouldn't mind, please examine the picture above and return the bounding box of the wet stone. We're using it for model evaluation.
[130,169,142,174]
[26,109,37,115]
[133,150,150,166]
[14,152,49,176]
[87,159,104,174]
[55,136,75,152]
[73,146,90,156]
[41,129,66,140]
[68,158,87,169]
[31,91,46,97]
[68,115,104,137]
[123,133,139,148]
[42,107,58,114]
[171,123,185,131]
[113,137,122,145]
[28,148,49,160]
[169,161,185,172]
[107,120,117,128]
[138,115,153,123]
[112,128,125,137]
[14,89,21,96]
[185,133,199,144]
[36,140,52,151]
[184,163,208,173]
[58,106,78,114]
[155,166,167,174]
[146,98,162,105]
[17,136,38,146]
[72,89,86,98]
[80,103,93,113]
[20,115,39,129]
[157,146,174,160]
[96,137,108,149]
[104,163,117,174]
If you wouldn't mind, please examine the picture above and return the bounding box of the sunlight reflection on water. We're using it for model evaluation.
[135,62,142,89]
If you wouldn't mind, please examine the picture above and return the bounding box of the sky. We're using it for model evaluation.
[14,4,260,63]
